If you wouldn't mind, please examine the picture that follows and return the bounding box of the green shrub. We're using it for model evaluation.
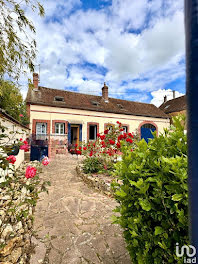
[112,116,188,264]
[82,157,104,174]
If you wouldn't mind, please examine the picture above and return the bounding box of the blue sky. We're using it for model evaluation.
[22,0,185,106]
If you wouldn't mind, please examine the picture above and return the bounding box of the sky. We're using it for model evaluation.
[20,0,185,107]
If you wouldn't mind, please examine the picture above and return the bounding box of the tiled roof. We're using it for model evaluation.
[159,95,186,114]
[26,86,168,119]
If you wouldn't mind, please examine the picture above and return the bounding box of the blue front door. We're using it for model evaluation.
[141,124,156,143]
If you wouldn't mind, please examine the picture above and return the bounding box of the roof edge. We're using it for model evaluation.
[28,102,169,120]
[0,109,30,130]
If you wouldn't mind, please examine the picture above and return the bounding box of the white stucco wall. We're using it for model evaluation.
[0,116,30,168]
[29,104,170,142]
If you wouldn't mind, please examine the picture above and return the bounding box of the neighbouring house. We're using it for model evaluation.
[0,108,30,168]
[26,73,169,160]
[159,94,186,121]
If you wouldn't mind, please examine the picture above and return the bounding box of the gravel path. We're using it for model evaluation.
[30,155,131,264]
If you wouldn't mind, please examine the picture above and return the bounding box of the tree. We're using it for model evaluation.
[0,0,44,80]
[0,79,29,125]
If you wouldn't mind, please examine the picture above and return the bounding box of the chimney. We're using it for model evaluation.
[164,95,167,103]
[173,90,176,99]
[102,82,108,102]
[33,73,39,90]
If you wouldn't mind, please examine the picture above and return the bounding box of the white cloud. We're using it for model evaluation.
[151,89,184,107]
[17,0,185,103]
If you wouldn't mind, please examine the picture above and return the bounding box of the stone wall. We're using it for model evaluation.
[76,164,114,197]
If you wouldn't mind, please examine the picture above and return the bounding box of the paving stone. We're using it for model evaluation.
[30,155,131,264]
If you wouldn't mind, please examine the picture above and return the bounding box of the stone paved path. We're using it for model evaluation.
[30,155,131,264]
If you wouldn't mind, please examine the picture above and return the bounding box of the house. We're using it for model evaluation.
[0,108,30,168]
[26,73,169,160]
[159,94,186,117]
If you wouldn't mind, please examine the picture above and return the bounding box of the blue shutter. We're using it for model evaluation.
[68,123,71,144]
[79,124,82,142]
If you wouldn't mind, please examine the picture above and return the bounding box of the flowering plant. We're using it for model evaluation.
[76,121,137,174]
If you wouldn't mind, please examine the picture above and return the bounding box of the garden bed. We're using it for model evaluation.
[76,164,115,197]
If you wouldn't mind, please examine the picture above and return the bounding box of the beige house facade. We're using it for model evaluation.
[26,73,169,159]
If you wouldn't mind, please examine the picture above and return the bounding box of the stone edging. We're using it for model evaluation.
[76,165,114,197]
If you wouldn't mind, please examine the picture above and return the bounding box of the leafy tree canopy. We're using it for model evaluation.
[0,0,44,80]
[0,79,29,125]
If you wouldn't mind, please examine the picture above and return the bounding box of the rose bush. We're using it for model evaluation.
[74,122,138,174]
[0,121,50,258]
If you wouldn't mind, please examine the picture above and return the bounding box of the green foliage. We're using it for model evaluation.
[0,80,29,125]
[82,157,104,174]
[0,0,44,79]
[112,115,188,264]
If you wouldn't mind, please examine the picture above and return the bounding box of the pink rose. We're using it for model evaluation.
[19,114,24,117]
[25,166,37,179]
[6,155,16,164]
[42,157,50,166]
[20,144,29,152]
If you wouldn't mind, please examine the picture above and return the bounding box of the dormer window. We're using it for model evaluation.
[54,96,64,102]
[117,104,123,109]
[91,101,100,106]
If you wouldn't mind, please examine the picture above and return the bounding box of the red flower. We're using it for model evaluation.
[19,114,24,117]
[76,150,82,155]
[123,132,127,139]
[128,133,134,138]
[97,133,100,137]
[6,155,16,164]
[109,139,115,145]
[126,138,133,143]
[25,166,37,179]
[20,144,29,152]
[83,147,87,150]
[42,157,49,166]
[93,143,96,147]
[100,135,106,140]
[19,138,23,141]
[119,128,124,131]
[116,121,121,124]
[23,140,28,145]
[89,151,93,157]
[116,142,121,148]
[104,129,108,134]
[75,144,78,147]
[79,147,82,150]
[118,134,124,141]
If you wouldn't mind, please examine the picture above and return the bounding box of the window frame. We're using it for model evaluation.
[55,122,65,135]
[89,124,97,140]
[36,122,47,135]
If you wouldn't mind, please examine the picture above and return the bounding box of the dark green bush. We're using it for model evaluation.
[112,116,188,264]
[82,157,104,174]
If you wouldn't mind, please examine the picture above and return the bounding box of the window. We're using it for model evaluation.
[122,126,128,133]
[142,124,156,129]
[55,123,65,134]
[89,125,97,140]
[36,123,47,135]
[54,96,64,102]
